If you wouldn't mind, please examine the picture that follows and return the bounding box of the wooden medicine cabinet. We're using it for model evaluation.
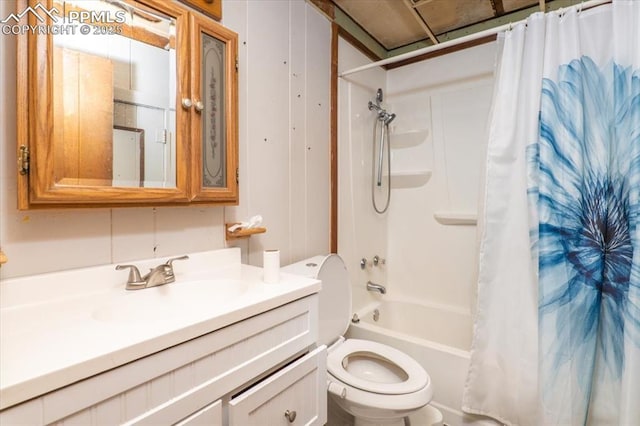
[16,0,238,208]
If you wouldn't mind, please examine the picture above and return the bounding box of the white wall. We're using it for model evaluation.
[0,0,331,280]
[337,38,388,308]
[223,0,331,267]
[384,43,497,312]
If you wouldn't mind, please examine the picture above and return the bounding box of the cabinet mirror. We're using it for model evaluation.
[53,0,177,189]
[17,0,238,208]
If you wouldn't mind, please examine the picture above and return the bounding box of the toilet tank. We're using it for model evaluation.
[283,255,351,347]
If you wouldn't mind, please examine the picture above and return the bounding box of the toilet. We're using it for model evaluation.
[283,254,435,426]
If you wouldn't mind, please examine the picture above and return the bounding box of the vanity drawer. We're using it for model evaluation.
[228,345,327,426]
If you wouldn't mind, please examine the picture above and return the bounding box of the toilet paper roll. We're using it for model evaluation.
[263,249,280,284]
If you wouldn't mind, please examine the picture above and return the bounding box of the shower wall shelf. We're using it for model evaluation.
[387,170,432,188]
[433,212,477,226]
[390,130,429,149]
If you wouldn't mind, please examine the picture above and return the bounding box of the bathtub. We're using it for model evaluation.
[346,300,498,426]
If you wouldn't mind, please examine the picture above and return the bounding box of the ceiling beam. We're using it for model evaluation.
[410,0,435,7]
[402,0,439,45]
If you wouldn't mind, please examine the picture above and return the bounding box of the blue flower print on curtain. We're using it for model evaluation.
[535,56,640,418]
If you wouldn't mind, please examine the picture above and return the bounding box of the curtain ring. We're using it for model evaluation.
[578,1,584,13]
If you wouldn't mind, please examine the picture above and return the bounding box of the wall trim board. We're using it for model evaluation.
[330,22,338,253]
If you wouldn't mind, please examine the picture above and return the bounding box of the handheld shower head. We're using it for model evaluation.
[384,113,396,125]
[368,90,396,125]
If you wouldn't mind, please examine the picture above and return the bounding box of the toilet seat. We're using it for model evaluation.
[328,339,428,395]
[327,371,433,415]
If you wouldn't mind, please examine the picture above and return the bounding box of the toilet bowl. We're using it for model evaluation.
[282,254,434,426]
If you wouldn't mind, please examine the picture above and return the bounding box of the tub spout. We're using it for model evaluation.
[366,281,386,294]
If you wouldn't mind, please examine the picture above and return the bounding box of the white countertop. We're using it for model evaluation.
[0,248,321,410]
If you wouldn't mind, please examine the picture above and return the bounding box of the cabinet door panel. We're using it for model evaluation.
[189,13,238,203]
[229,346,327,426]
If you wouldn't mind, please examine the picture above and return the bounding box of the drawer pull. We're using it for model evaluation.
[284,409,297,422]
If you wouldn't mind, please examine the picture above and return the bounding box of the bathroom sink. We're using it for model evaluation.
[92,279,249,323]
[1,248,324,413]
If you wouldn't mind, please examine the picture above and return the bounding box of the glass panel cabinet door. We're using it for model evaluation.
[189,14,238,203]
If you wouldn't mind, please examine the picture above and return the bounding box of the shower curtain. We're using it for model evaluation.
[463,1,640,425]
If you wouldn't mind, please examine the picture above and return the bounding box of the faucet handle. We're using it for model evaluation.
[163,255,189,281]
[165,255,189,267]
[115,264,144,285]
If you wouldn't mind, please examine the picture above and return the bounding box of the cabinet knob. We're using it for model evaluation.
[181,98,193,109]
[284,409,297,422]
[194,100,205,112]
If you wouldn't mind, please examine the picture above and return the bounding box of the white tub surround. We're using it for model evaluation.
[0,248,321,411]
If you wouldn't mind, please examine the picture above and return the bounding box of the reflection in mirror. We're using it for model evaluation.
[201,32,226,188]
[113,126,144,187]
[52,0,176,188]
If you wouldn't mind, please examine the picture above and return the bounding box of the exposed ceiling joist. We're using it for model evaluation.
[410,0,436,7]
[402,0,439,45]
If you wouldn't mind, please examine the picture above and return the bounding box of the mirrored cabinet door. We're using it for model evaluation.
[17,0,191,207]
[189,13,238,203]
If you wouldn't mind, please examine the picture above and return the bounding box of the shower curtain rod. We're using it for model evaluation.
[339,0,611,78]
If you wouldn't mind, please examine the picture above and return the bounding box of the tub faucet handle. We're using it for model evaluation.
[373,255,386,266]
[360,258,367,270]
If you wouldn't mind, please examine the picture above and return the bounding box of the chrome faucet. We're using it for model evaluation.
[366,281,386,294]
[116,255,189,290]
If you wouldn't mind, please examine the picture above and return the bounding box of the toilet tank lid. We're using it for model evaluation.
[281,255,327,278]
[282,254,351,347]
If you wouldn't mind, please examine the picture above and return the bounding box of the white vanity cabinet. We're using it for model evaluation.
[0,295,327,426]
